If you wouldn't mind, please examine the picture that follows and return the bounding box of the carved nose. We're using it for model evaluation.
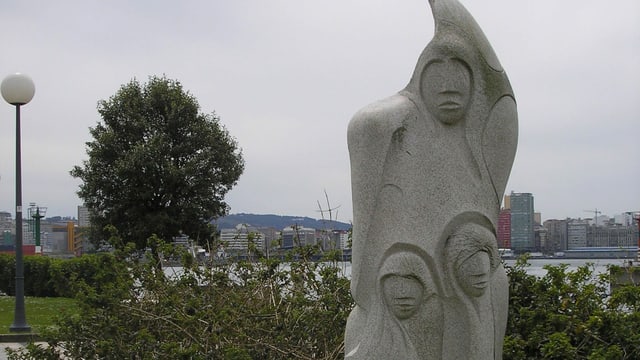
[398,284,410,296]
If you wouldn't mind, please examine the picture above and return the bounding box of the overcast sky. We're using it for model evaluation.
[1,0,638,224]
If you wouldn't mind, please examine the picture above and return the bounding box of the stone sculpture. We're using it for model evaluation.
[344,0,517,359]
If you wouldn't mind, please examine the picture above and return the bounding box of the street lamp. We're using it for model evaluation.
[1,73,35,332]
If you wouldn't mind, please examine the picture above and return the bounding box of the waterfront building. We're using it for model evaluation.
[337,230,350,249]
[588,223,638,248]
[220,224,265,254]
[281,225,316,249]
[77,205,90,227]
[545,217,638,251]
[534,212,541,225]
[614,213,635,226]
[0,211,11,223]
[510,192,535,253]
[0,212,13,243]
[256,226,279,254]
[319,229,350,250]
[534,224,548,253]
[544,219,568,252]
[43,221,79,254]
[497,209,511,248]
[567,220,588,249]
[502,194,511,210]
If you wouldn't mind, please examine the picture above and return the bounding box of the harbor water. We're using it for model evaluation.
[164,258,633,280]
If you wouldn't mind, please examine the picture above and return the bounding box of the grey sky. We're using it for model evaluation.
[1,0,639,223]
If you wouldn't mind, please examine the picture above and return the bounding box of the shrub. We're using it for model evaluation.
[0,254,57,297]
[10,241,352,359]
[23,256,56,297]
[49,253,125,298]
[0,253,125,298]
[503,257,640,359]
[8,252,640,359]
[0,254,16,295]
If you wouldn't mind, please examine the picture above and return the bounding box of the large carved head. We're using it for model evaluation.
[402,0,512,126]
[402,0,518,210]
[420,44,473,125]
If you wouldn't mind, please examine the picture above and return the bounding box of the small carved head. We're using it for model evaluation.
[382,274,424,319]
[379,251,436,320]
[456,250,491,297]
[445,223,499,297]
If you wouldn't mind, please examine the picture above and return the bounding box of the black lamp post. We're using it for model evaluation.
[1,73,35,332]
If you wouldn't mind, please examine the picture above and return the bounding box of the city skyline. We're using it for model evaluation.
[1,1,638,223]
[0,202,635,226]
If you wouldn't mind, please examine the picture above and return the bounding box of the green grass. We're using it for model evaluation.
[0,296,77,334]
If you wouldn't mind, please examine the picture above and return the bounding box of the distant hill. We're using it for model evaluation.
[213,213,351,231]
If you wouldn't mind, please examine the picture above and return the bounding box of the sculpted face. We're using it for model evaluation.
[456,251,490,297]
[382,275,424,320]
[422,58,472,125]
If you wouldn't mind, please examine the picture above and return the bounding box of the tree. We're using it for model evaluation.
[71,76,244,250]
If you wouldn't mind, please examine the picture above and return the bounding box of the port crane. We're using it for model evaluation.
[583,208,602,226]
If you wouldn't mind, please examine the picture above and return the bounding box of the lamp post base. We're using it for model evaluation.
[9,324,32,333]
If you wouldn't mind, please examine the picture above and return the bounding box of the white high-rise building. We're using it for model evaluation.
[219,224,265,253]
[77,205,90,227]
[614,213,635,226]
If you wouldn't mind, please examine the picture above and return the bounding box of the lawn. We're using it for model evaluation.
[0,296,77,334]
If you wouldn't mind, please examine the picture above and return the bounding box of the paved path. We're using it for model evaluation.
[1,342,55,359]
[1,342,28,360]
[1,340,67,360]
[0,335,45,360]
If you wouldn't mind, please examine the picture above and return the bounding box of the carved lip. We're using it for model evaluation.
[472,280,489,289]
[437,100,461,110]
[393,304,417,315]
[392,299,418,312]
[393,297,417,306]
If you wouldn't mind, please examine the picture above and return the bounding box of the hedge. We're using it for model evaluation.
[0,253,122,298]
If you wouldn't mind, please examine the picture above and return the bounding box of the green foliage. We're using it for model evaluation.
[504,257,640,360]
[70,75,244,249]
[49,253,130,299]
[0,254,16,295]
[7,251,640,359]
[0,253,125,298]
[540,332,576,359]
[23,256,56,297]
[9,243,352,359]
